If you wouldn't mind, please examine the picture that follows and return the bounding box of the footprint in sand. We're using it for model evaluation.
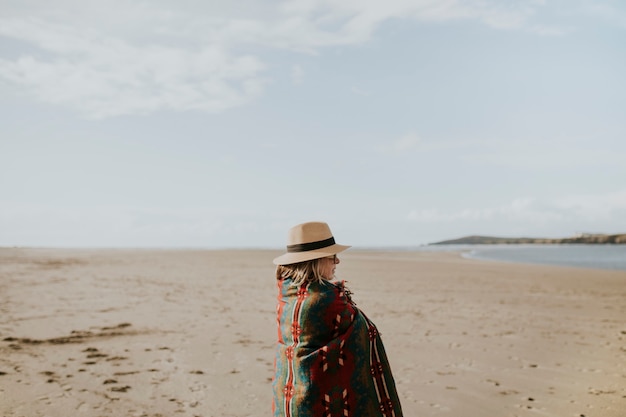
[485,378,501,386]
[86,353,108,359]
[40,371,57,383]
[106,356,128,361]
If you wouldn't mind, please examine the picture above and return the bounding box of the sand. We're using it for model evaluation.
[0,248,624,417]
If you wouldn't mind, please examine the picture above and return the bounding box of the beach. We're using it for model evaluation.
[1,248,624,417]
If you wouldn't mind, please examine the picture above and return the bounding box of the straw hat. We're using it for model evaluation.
[273,221,351,265]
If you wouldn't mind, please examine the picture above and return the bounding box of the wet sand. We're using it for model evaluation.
[0,248,624,416]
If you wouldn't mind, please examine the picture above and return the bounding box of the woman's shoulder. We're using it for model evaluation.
[279,279,351,303]
[307,279,342,295]
[307,280,355,306]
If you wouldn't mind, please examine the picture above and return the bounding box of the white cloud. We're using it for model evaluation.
[578,0,626,28]
[392,132,421,151]
[408,190,626,228]
[553,189,626,221]
[408,198,560,223]
[291,64,305,84]
[527,24,569,36]
[460,138,625,169]
[376,132,422,153]
[0,0,611,118]
[377,132,479,154]
[0,203,280,247]
[0,17,267,118]
[350,86,370,96]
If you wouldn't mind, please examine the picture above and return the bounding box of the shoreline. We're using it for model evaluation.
[6,243,626,270]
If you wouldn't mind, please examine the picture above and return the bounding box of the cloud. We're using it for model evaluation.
[407,190,626,227]
[577,0,626,28]
[0,17,267,118]
[350,86,370,96]
[291,64,305,84]
[408,198,559,223]
[459,137,625,169]
[0,203,282,247]
[377,132,479,154]
[553,189,626,221]
[0,0,610,118]
[527,24,569,36]
[392,132,421,152]
[376,132,423,153]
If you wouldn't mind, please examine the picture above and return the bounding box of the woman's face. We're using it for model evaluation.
[320,254,339,280]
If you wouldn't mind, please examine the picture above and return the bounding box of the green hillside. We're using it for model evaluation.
[431,233,626,245]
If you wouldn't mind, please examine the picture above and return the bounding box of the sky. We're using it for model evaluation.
[1,0,625,249]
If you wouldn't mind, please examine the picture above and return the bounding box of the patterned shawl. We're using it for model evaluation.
[272,278,403,417]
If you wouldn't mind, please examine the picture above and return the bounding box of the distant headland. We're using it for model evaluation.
[431,233,626,245]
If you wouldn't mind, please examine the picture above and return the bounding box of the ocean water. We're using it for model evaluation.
[428,244,626,271]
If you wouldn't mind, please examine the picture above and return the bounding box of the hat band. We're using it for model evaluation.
[287,237,336,253]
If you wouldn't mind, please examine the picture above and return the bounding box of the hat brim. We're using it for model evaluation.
[273,244,351,265]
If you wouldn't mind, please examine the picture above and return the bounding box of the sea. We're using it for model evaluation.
[418,244,626,272]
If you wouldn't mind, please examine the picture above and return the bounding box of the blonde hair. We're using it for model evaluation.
[276,258,329,287]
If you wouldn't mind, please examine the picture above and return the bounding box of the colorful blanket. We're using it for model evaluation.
[272,278,403,417]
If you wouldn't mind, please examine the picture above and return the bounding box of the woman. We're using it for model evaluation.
[272,221,403,417]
